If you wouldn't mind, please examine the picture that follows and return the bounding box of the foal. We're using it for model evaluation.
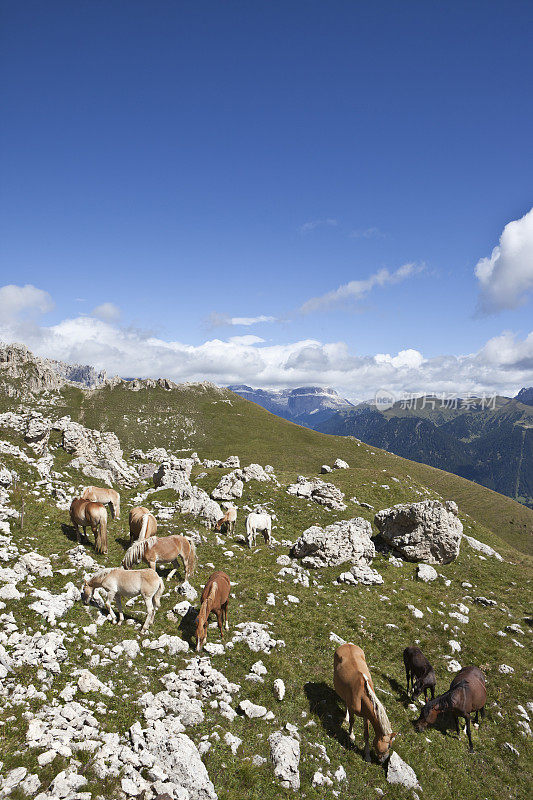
[403,645,436,701]
[195,571,231,651]
[215,507,237,534]
[414,666,486,752]
[81,568,164,631]
[122,534,197,579]
[334,643,397,762]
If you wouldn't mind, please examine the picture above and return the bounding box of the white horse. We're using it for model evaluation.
[81,568,164,631]
[245,512,272,547]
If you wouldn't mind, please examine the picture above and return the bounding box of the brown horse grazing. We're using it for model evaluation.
[122,535,196,579]
[128,506,157,545]
[334,643,397,762]
[403,645,436,701]
[81,568,164,631]
[195,571,231,651]
[414,666,486,752]
[215,506,237,534]
[70,498,108,554]
[82,486,121,520]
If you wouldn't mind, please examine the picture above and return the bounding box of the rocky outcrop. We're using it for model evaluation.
[374,500,463,564]
[152,463,223,527]
[287,476,346,510]
[54,416,138,486]
[211,472,243,500]
[0,342,109,395]
[291,517,375,569]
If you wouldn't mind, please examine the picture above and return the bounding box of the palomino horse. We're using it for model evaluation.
[245,512,272,547]
[334,643,397,762]
[215,506,237,534]
[195,570,230,651]
[82,486,121,520]
[122,535,197,579]
[128,506,157,545]
[81,568,164,631]
[70,498,108,554]
[414,666,486,752]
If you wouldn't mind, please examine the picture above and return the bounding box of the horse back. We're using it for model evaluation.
[334,643,369,707]
[202,571,230,605]
[451,667,487,712]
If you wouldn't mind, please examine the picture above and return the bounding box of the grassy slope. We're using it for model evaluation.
[0,383,532,800]
[48,383,533,556]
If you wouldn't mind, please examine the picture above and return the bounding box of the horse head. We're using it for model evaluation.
[414,699,440,731]
[81,582,94,605]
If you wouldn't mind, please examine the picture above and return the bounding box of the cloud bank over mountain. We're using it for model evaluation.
[1,282,531,399]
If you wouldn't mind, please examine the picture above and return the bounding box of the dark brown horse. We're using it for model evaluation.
[403,645,436,701]
[414,666,486,752]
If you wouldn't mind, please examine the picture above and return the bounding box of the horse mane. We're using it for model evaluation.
[122,536,158,568]
[87,567,115,584]
[363,675,393,736]
[440,680,468,710]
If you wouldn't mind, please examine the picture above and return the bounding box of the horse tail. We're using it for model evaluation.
[187,539,197,577]
[139,513,150,541]
[96,511,108,554]
[114,492,120,521]
[155,576,165,602]
[122,536,157,569]
[363,675,392,736]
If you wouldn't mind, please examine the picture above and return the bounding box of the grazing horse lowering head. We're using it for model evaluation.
[81,581,94,605]
[374,732,398,763]
[195,609,208,651]
[414,697,443,731]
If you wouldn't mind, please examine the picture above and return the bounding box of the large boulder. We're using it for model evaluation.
[290,517,375,569]
[153,462,193,493]
[287,476,346,510]
[374,500,462,564]
[24,414,51,454]
[211,471,243,500]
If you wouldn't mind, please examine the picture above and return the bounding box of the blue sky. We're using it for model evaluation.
[1,1,532,399]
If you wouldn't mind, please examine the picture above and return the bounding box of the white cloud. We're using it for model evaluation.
[299,218,338,234]
[0,284,53,323]
[300,263,422,314]
[208,312,277,327]
[475,207,533,313]
[1,283,532,400]
[92,302,121,322]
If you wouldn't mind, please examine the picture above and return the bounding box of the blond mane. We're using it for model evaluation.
[363,675,392,735]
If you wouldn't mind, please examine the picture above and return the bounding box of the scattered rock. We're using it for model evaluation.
[386,751,420,789]
[416,564,438,582]
[269,731,300,791]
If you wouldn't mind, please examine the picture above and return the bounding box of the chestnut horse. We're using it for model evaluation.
[122,534,196,579]
[195,571,230,651]
[334,643,397,762]
[81,568,164,631]
[128,506,157,545]
[215,507,237,534]
[82,486,120,520]
[414,666,486,752]
[70,498,108,554]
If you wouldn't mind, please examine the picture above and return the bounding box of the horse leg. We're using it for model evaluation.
[141,596,154,632]
[363,717,371,760]
[464,714,474,752]
[73,523,81,543]
[430,685,435,700]
[167,560,179,580]
[348,711,355,744]
[106,591,117,623]
[405,664,410,695]
[223,600,229,630]
[479,706,485,723]
[215,609,224,639]
[115,595,124,624]
[454,713,461,735]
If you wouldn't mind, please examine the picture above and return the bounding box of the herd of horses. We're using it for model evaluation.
[71,485,487,760]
